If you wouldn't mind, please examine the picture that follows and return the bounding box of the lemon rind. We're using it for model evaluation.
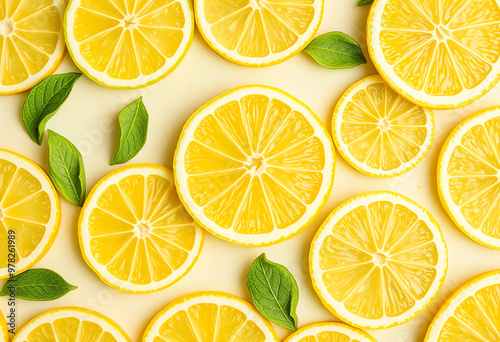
[283,322,377,342]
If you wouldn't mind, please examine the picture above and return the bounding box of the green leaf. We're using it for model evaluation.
[111,97,149,165]
[47,130,86,206]
[22,73,82,145]
[303,32,367,69]
[247,253,299,331]
[0,269,77,301]
[357,0,374,5]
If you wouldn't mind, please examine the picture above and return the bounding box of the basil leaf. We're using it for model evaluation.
[247,254,299,331]
[357,0,374,5]
[0,269,77,301]
[47,130,86,206]
[303,32,367,69]
[111,97,149,165]
[22,73,81,145]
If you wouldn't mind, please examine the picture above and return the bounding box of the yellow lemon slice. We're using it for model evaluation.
[425,270,500,342]
[174,85,335,246]
[310,191,448,329]
[79,164,204,293]
[0,149,60,279]
[0,312,8,342]
[0,0,65,94]
[12,307,130,342]
[195,0,324,66]
[143,291,279,342]
[333,75,434,177]
[438,106,500,249]
[367,0,500,109]
[65,0,194,88]
[284,322,377,342]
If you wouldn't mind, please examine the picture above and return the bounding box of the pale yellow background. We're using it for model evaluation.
[1,1,500,341]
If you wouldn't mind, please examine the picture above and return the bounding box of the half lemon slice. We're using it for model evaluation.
[174,85,335,246]
[310,191,448,329]
[65,0,194,88]
[79,164,204,293]
[284,322,377,342]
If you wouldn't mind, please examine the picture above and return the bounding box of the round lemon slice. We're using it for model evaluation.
[0,149,60,279]
[12,307,131,342]
[367,0,500,109]
[0,0,65,94]
[0,312,8,342]
[333,75,434,177]
[79,164,204,293]
[438,107,500,249]
[425,270,500,342]
[65,0,194,88]
[310,191,448,329]
[284,322,377,342]
[143,291,279,342]
[174,85,335,246]
[195,0,324,66]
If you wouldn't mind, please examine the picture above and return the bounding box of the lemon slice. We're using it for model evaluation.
[0,312,8,342]
[438,107,500,249]
[284,322,377,342]
[425,270,500,342]
[195,0,324,66]
[333,75,434,178]
[0,0,65,94]
[143,291,279,342]
[310,191,448,329]
[12,307,130,342]
[174,85,335,246]
[65,0,194,88]
[0,149,60,279]
[367,0,500,109]
[79,164,204,293]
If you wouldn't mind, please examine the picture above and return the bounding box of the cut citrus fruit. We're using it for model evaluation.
[310,191,448,329]
[425,270,500,342]
[333,75,434,177]
[0,0,65,94]
[65,0,194,88]
[284,322,377,342]
[0,149,61,279]
[143,291,279,342]
[174,85,335,246]
[367,0,500,109]
[78,164,204,293]
[438,106,500,249]
[195,0,324,66]
[12,307,130,342]
[0,312,8,342]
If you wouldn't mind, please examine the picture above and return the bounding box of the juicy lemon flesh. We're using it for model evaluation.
[0,0,61,86]
[379,0,500,96]
[447,117,500,239]
[88,173,198,285]
[340,82,429,171]
[73,0,185,79]
[184,94,326,234]
[155,303,266,342]
[295,332,357,342]
[204,0,316,57]
[438,284,500,341]
[319,201,439,319]
[0,159,52,269]
[23,318,118,342]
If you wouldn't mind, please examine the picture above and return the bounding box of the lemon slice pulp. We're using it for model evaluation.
[284,322,377,342]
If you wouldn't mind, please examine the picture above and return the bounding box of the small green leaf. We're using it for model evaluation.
[247,254,299,331]
[111,97,149,165]
[0,269,77,301]
[22,73,82,145]
[303,32,367,69]
[357,0,374,5]
[47,130,86,206]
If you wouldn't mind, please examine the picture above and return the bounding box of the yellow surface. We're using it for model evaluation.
[0,311,7,342]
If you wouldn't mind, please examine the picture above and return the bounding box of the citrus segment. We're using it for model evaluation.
[195,0,324,66]
[284,322,377,342]
[142,292,279,342]
[333,75,434,177]
[310,191,448,329]
[174,85,334,246]
[79,164,204,293]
